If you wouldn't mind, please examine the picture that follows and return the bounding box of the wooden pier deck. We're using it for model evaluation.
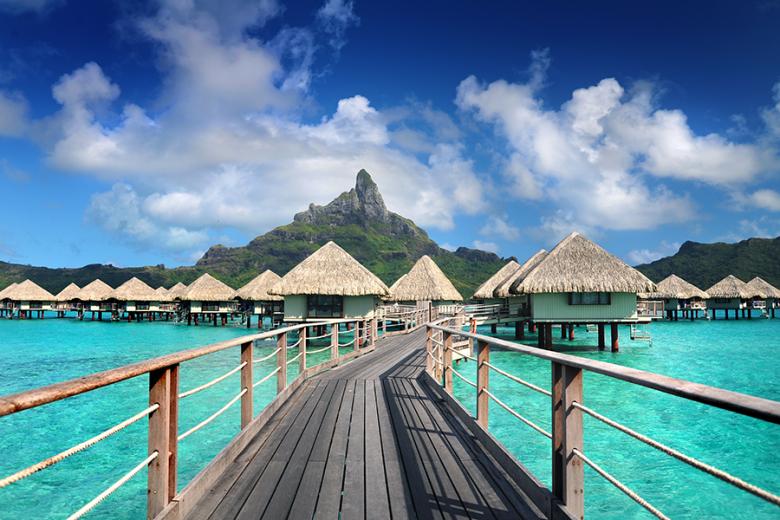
[186,330,545,520]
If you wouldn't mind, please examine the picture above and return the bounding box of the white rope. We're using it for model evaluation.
[431,338,444,346]
[286,337,303,349]
[253,347,281,363]
[179,362,246,399]
[178,388,247,441]
[0,404,159,489]
[338,338,355,347]
[483,389,551,439]
[572,448,669,520]
[572,401,780,507]
[253,367,281,388]
[483,361,552,397]
[426,351,443,365]
[306,331,332,340]
[307,344,333,354]
[450,368,477,388]
[67,451,159,520]
[287,352,302,364]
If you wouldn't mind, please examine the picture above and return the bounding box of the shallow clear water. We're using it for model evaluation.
[0,315,778,519]
[0,315,348,520]
[451,316,780,519]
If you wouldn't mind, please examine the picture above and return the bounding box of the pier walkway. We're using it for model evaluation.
[187,329,544,520]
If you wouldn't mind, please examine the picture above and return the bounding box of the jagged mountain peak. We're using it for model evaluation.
[294,169,390,225]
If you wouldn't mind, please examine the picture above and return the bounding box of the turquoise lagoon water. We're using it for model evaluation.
[0,316,352,520]
[0,316,778,519]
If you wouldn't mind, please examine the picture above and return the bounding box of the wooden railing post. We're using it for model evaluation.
[240,341,253,429]
[148,366,175,518]
[299,327,307,374]
[167,365,179,503]
[476,340,489,428]
[426,326,433,375]
[331,323,339,359]
[371,317,377,346]
[277,332,287,394]
[552,362,584,519]
[443,330,453,394]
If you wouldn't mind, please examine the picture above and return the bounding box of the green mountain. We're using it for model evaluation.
[0,170,509,297]
[635,237,780,289]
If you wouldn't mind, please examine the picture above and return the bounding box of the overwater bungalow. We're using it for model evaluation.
[0,282,18,317]
[154,287,177,314]
[167,282,188,299]
[270,241,389,323]
[643,274,709,321]
[54,282,81,316]
[4,279,56,318]
[490,250,549,335]
[705,275,757,320]
[74,279,115,320]
[745,277,780,318]
[389,255,463,307]
[180,273,237,326]
[472,260,520,304]
[111,277,173,321]
[511,232,655,351]
[235,270,284,328]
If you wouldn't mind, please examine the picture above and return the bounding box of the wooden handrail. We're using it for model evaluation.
[429,324,780,424]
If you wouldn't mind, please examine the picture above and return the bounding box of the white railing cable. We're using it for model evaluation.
[483,389,552,439]
[572,401,780,506]
[450,368,477,388]
[572,448,669,520]
[287,352,302,364]
[253,367,281,388]
[286,337,303,349]
[338,338,356,347]
[253,347,281,364]
[306,345,333,355]
[427,351,443,365]
[67,451,159,520]
[179,362,247,399]
[0,404,159,489]
[178,388,247,441]
[306,331,332,340]
[483,361,552,397]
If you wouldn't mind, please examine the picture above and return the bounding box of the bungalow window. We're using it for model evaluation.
[713,298,731,304]
[568,292,611,305]
[308,295,343,318]
[202,303,220,312]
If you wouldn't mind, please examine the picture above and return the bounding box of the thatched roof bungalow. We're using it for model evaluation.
[0,282,18,301]
[236,270,283,317]
[705,275,756,312]
[154,287,173,302]
[512,232,655,324]
[389,256,462,304]
[167,282,188,300]
[5,280,56,311]
[270,241,389,321]
[111,277,169,314]
[642,274,708,312]
[180,274,237,314]
[75,279,115,312]
[746,277,780,317]
[495,250,548,298]
[55,283,81,302]
[472,260,520,301]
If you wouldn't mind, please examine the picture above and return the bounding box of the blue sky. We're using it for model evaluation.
[0,0,778,269]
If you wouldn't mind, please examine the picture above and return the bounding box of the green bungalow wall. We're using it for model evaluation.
[707,297,743,310]
[18,300,55,311]
[530,292,638,322]
[283,295,378,321]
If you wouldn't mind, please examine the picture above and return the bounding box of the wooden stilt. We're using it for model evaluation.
[597,324,605,350]
[545,324,553,348]
[560,324,567,339]
[515,320,523,340]
[568,324,574,341]
[610,323,619,352]
[538,325,545,348]
[491,323,497,334]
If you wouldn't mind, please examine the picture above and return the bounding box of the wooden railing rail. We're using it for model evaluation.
[0,316,381,519]
[426,323,780,519]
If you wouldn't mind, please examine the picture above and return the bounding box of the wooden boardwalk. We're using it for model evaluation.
[188,330,546,519]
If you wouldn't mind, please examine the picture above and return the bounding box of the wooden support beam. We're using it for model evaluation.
[331,323,339,359]
[240,341,253,429]
[476,340,490,428]
[552,362,584,520]
[545,323,553,348]
[568,324,575,341]
[299,327,307,374]
[276,332,287,394]
[443,330,453,394]
[167,365,179,502]
[425,327,433,376]
[611,323,619,352]
[148,367,173,517]
[597,324,605,350]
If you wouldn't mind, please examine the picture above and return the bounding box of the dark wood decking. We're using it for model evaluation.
[188,330,545,519]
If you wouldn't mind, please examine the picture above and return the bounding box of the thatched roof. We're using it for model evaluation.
[167,282,188,299]
[55,283,81,302]
[6,279,55,301]
[236,270,283,301]
[389,256,463,302]
[0,282,18,300]
[515,233,656,294]
[76,279,114,301]
[181,273,236,301]
[154,287,173,302]
[472,260,521,299]
[270,242,389,296]
[496,250,548,297]
[706,275,754,299]
[112,277,159,301]
[645,274,709,300]
[746,277,780,299]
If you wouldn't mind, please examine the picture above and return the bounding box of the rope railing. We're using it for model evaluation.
[0,404,159,489]
[483,361,551,397]
[482,389,552,439]
[253,367,281,388]
[179,362,247,399]
[306,331,332,340]
[67,451,160,520]
[287,352,302,364]
[178,388,247,441]
[427,351,443,365]
[253,347,281,364]
[286,337,303,349]
[338,338,356,348]
[306,344,333,355]
[450,368,477,388]
[571,448,669,520]
[572,401,780,507]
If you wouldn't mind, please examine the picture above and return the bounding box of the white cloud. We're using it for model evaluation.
[0,90,28,136]
[480,215,520,241]
[750,189,780,211]
[762,81,780,139]
[473,240,499,254]
[456,53,780,234]
[439,243,456,252]
[316,0,360,51]
[627,240,681,265]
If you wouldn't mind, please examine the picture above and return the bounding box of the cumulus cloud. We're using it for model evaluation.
[316,0,360,51]
[480,215,520,241]
[456,52,779,234]
[627,240,681,265]
[750,189,780,211]
[0,90,28,136]
[473,240,499,254]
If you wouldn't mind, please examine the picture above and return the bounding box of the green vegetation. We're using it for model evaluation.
[635,237,780,289]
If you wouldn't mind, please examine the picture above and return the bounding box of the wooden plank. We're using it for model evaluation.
[167,365,179,503]
[148,367,172,518]
[341,378,366,519]
[240,341,253,429]
[552,363,584,519]
[364,379,391,518]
